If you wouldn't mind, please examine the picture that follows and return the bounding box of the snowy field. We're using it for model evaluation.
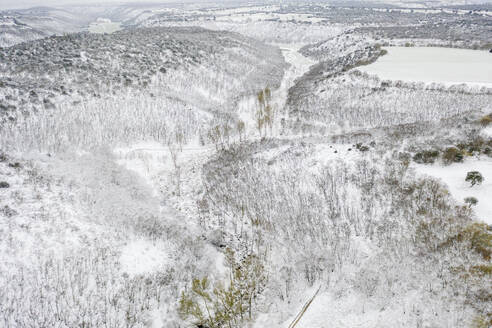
[415,159,492,224]
[88,20,122,34]
[359,47,492,87]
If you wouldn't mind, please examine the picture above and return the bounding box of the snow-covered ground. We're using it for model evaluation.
[359,47,492,87]
[415,159,492,224]
[273,44,316,113]
[482,126,492,138]
[88,19,122,34]
[120,239,173,277]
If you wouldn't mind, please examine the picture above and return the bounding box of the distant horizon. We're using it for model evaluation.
[1,0,492,11]
[0,0,218,11]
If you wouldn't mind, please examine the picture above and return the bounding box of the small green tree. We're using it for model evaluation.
[264,87,271,102]
[236,120,245,142]
[208,125,222,150]
[256,90,265,137]
[256,87,273,137]
[179,277,216,327]
[442,147,464,165]
[179,248,267,327]
[466,171,484,187]
[413,150,439,164]
[264,104,274,135]
[223,124,231,146]
[479,114,492,127]
[470,315,489,328]
[464,197,478,208]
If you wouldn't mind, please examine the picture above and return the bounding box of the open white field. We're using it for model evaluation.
[88,20,122,34]
[415,159,492,224]
[359,47,492,87]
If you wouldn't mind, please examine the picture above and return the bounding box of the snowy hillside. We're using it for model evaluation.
[0,6,93,47]
[0,1,491,328]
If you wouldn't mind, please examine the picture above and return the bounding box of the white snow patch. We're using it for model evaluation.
[88,19,122,34]
[114,141,171,194]
[311,143,365,167]
[120,239,172,277]
[482,126,492,138]
[415,158,492,224]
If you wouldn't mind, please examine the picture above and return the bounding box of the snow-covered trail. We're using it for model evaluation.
[271,43,316,117]
[237,43,315,137]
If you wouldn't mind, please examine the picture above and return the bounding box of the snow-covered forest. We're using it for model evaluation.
[0,1,491,327]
